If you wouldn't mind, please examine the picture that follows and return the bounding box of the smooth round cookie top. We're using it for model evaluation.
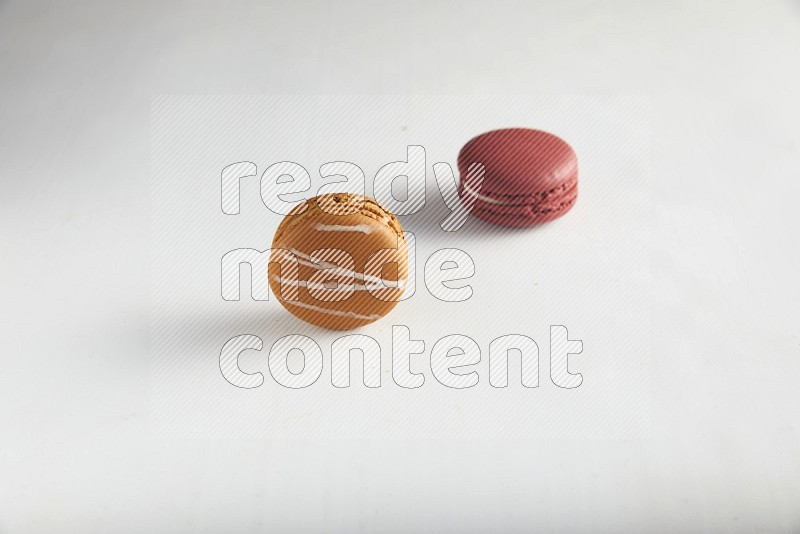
[269,193,407,330]
[458,128,578,199]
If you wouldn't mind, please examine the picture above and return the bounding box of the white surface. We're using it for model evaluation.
[1,1,799,532]
[150,94,650,441]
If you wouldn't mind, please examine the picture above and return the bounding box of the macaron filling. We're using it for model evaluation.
[463,178,578,226]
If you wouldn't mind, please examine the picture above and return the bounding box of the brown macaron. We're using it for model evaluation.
[269,193,408,330]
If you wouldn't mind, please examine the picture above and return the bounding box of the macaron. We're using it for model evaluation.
[269,193,408,330]
[457,128,578,227]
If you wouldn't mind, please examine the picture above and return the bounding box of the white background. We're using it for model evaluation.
[1,1,799,532]
[151,94,650,441]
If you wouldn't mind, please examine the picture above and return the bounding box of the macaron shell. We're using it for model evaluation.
[269,194,407,330]
[276,288,403,331]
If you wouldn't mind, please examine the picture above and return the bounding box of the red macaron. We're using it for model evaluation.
[457,128,578,227]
